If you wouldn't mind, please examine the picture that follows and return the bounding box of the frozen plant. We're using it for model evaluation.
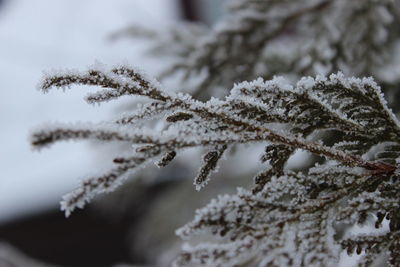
[32,66,400,266]
[32,0,400,266]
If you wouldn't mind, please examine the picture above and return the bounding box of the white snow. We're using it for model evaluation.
[0,0,177,222]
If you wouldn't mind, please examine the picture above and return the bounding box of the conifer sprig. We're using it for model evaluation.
[33,64,399,265]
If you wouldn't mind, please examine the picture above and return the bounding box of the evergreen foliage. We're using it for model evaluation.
[32,0,400,266]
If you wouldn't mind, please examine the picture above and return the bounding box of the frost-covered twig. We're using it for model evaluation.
[33,63,400,266]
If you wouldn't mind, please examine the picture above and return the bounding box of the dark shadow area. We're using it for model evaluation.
[179,0,202,22]
[0,0,7,12]
[178,0,222,25]
[0,209,132,267]
[0,178,183,267]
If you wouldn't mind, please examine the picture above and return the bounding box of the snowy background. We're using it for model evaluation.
[0,0,178,223]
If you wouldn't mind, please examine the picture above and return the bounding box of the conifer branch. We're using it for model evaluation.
[34,61,400,265]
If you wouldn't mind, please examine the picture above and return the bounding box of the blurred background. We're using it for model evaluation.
[0,1,230,266]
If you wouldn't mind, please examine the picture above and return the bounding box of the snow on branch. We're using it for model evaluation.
[33,64,400,266]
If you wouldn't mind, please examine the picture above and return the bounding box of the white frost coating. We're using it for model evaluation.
[39,62,166,100]
[61,157,152,217]
[176,236,257,267]
[229,76,294,99]
[296,76,316,93]
[30,121,167,149]
[38,68,80,92]
[116,101,177,124]
[176,191,245,239]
